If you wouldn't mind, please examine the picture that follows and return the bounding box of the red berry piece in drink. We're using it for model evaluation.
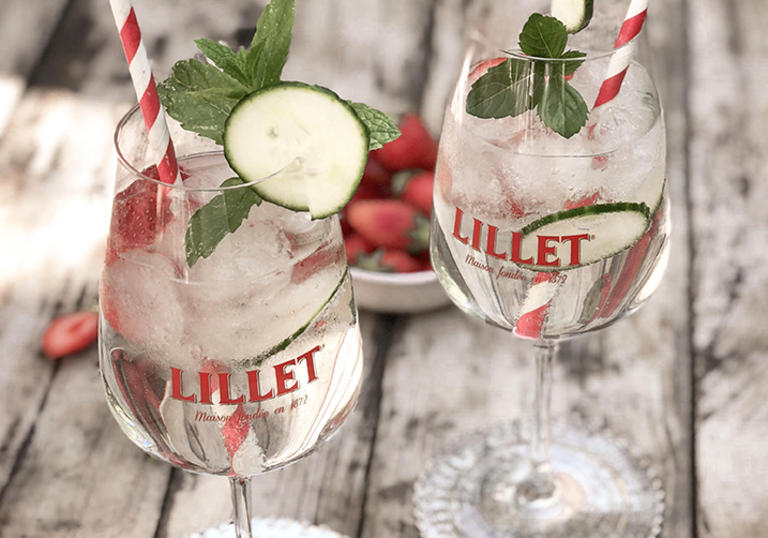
[42,311,99,359]
[291,242,344,284]
[565,192,599,210]
[346,199,430,254]
[372,114,438,172]
[468,57,506,84]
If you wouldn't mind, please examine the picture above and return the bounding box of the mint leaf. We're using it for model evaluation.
[537,76,588,138]
[560,50,587,76]
[349,103,400,150]
[158,59,249,144]
[467,59,540,119]
[194,39,250,86]
[185,177,262,266]
[519,14,568,58]
[245,0,295,89]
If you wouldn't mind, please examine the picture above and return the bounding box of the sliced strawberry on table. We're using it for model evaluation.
[355,249,422,273]
[42,311,99,359]
[346,199,430,254]
[372,114,438,172]
[393,169,434,215]
[344,233,374,265]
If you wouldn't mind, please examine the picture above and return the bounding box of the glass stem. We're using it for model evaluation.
[230,477,254,538]
[515,341,558,505]
[531,341,556,473]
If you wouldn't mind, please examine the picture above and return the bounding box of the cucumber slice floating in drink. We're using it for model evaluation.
[224,82,369,219]
[519,202,651,270]
[551,0,594,33]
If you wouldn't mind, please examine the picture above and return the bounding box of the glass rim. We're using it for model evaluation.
[114,104,287,193]
[469,27,640,63]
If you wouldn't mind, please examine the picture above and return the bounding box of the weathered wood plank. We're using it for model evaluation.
[0,91,172,535]
[359,0,693,536]
[689,1,768,536]
[0,0,69,135]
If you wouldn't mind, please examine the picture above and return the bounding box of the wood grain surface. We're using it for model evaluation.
[0,0,764,537]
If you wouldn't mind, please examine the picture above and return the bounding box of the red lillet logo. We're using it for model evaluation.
[171,345,321,405]
[452,206,590,267]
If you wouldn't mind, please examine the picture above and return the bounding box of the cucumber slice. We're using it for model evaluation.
[551,0,594,33]
[224,82,369,219]
[519,202,650,270]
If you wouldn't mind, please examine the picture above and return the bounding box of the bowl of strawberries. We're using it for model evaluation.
[343,114,450,313]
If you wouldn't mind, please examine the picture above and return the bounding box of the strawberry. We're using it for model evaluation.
[291,242,344,284]
[565,192,599,210]
[106,172,172,264]
[346,199,430,254]
[42,311,99,359]
[396,170,434,215]
[371,114,438,172]
[106,165,192,264]
[344,233,374,265]
[356,249,422,273]
[468,57,506,84]
[360,155,392,190]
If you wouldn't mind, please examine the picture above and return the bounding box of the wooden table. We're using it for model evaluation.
[0,0,766,536]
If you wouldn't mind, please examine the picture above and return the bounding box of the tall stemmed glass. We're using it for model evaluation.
[414,3,669,537]
[99,106,362,537]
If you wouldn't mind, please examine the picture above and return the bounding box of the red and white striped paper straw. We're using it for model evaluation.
[593,0,649,108]
[109,0,179,185]
[513,1,650,340]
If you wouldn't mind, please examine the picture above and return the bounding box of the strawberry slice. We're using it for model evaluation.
[565,192,599,210]
[355,249,422,273]
[42,311,98,359]
[222,405,250,461]
[468,57,506,84]
[291,241,344,284]
[346,199,430,254]
[106,168,172,264]
[106,165,192,264]
[372,114,438,172]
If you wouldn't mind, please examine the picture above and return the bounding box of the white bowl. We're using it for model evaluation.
[350,267,451,313]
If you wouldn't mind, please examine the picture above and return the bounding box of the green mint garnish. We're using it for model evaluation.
[157,0,399,266]
[466,14,589,138]
[519,13,569,58]
[157,59,247,145]
[349,102,401,150]
[185,177,263,267]
[158,0,295,144]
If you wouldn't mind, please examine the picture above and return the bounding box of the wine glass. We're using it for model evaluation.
[99,106,362,537]
[414,3,669,537]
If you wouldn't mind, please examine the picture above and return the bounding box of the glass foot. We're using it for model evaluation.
[187,518,349,538]
[413,420,664,538]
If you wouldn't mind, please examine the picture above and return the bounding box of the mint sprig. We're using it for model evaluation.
[157,0,399,266]
[158,0,397,152]
[466,14,588,138]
